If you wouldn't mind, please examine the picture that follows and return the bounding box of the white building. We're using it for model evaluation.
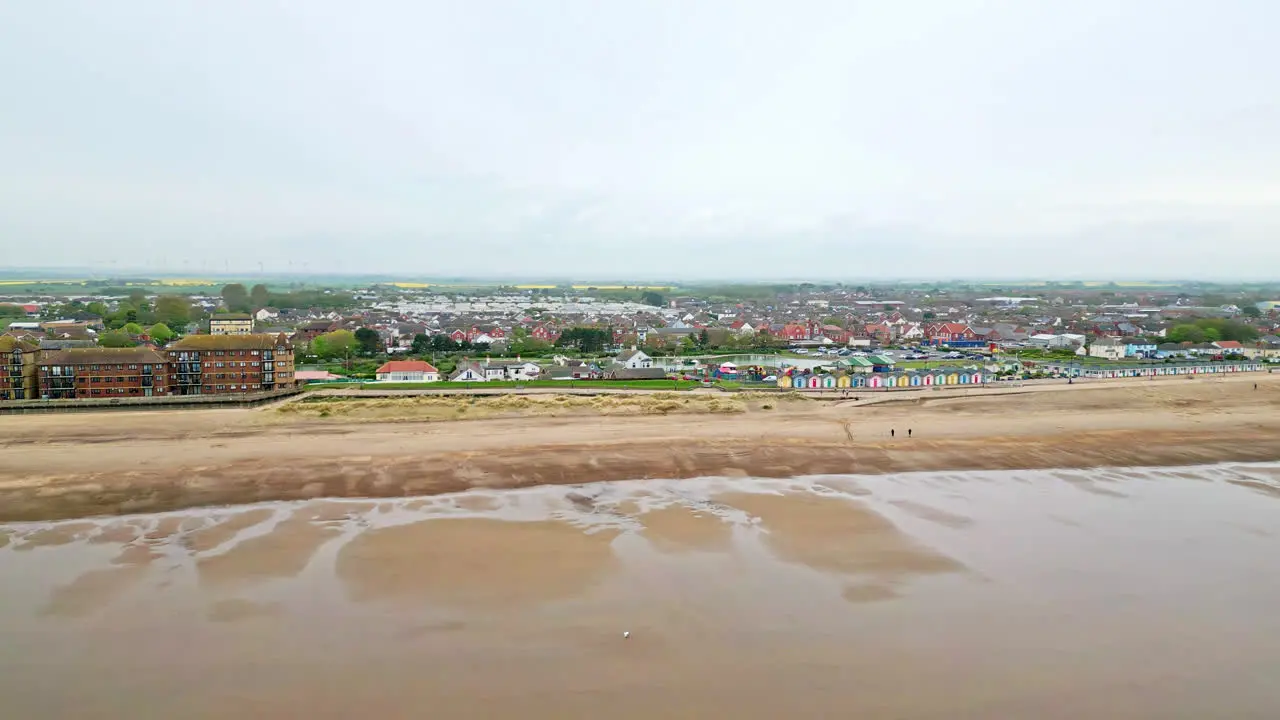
[1088,337,1126,361]
[615,349,653,369]
[374,360,439,382]
[209,314,253,335]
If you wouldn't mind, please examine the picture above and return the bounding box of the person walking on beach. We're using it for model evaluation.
[890,428,895,438]
[908,428,912,438]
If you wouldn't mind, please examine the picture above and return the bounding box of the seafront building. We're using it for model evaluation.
[166,333,296,395]
[0,336,39,401]
[36,347,172,399]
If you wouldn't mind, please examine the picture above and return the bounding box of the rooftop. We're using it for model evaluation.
[169,333,291,351]
[38,347,169,366]
[375,360,439,374]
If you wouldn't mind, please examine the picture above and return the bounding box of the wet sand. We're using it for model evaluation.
[3,466,1280,718]
[2,374,1280,521]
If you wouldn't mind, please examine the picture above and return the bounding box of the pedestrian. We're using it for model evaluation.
[890,428,895,438]
[908,428,912,438]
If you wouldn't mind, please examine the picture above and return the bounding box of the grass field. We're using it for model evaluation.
[307,379,702,391]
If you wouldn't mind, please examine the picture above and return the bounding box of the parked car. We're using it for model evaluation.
[762,375,777,382]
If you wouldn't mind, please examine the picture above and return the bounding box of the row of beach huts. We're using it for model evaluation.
[775,360,1267,390]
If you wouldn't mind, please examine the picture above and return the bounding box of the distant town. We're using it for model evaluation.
[2,279,1278,404]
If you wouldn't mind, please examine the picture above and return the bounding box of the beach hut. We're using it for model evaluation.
[946,373,959,385]
[776,376,792,389]
[909,374,922,387]
[922,373,934,386]
[821,375,837,389]
[807,376,822,389]
[868,375,884,389]
[837,375,851,388]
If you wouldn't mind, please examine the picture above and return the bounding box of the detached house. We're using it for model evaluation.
[486,360,542,381]
[615,349,653,369]
[449,361,487,382]
[1088,337,1126,361]
[374,360,439,383]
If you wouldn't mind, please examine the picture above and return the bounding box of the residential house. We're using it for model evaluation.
[1088,337,1126,361]
[487,360,541,381]
[374,360,439,383]
[254,307,280,322]
[166,333,295,395]
[925,322,979,345]
[37,347,172,400]
[605,366,668,380]
[209,313,254,335]
[1125,340,1158,358]
[615,349,653,369]
[898,323,925,342]
[293,320,335,345]
[1212,340,1245,355]
[542,361,600,380]
[864,323,893,344]
[449,362,487,382]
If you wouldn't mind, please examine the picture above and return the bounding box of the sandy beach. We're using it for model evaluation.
[2,373,1279,521]
[4,466,1280,718]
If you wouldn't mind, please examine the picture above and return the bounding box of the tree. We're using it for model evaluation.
[1242,305,1262,319]
[221,283,251,313]
[154,295,192,327]
[698,329,710,347]
[429,334,458,352]
[312,329,357,360]
[0,304,24,317]
[354,327,382,355]
[411,333,432,355]
[149,323,174,344]
[98,330,138,348]
[122,322,144,335]
[555,327,612,354]
[250,284,271,308]
[641,291,666,307]
[85,301,108,318]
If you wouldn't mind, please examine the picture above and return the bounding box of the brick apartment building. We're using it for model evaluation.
[36,347,172,400]
[0,336,39,401]
[166,333,295,395]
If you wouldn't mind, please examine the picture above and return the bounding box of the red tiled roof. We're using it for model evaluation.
[1214,340,1243,349]
[375,360,438,373]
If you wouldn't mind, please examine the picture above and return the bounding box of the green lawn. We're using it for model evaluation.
[308,379,703,391]
[896,360,984,369]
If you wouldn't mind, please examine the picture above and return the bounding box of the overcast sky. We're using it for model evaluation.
[2,1,1278,280]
